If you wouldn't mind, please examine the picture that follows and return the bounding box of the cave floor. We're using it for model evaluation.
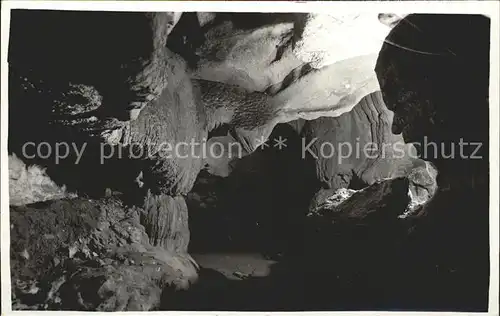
[192,253,278,280]
[162,253,305,311]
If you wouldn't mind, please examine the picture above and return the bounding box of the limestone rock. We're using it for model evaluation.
[51,83,102,117]
[301,91,439,216]
[203,133,247,177]
[142,192,190,253]
[197,12,216,27]
[308,188,357,217]
[402,160,438,218]
[192,18,299,91]
[191,15,385,153]
[190,13,396,150]
[301,91,418,189]
[124,48,207,196]
[292,13,402,68]
[307,177,410,222]
[8,11,202,198]
[309,161,438,221]
[10,197,198,311]
[9,11,391,195]
[196,53,381,153]
[8,154,75,206]
[10,46,206,198]
[7,11,489,311]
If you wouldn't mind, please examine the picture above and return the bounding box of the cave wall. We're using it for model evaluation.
[301,91,416,189]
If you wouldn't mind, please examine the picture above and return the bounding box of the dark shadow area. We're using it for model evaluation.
[187,123,319,257]
[162,265,305,311]
[8,9,157,120]
[7,10,157,202]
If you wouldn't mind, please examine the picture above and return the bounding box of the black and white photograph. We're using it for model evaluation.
[1,1,499,314]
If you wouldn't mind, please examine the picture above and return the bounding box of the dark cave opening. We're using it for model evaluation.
[187,122,319,257]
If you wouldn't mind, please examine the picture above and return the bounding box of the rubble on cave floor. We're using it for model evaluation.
[10,197,198,311]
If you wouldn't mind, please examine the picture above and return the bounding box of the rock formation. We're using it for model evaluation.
[301,91,438,215]
[191,28,383,151]
[9,154,76,206]
[10,198,198,311]
[302,91,416,188]
[292,13,407,68]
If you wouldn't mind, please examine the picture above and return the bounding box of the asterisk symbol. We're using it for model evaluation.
[254,136,269,150]
[274,136,287,150]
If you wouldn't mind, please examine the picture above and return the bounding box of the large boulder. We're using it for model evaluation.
[10,198,198,311]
